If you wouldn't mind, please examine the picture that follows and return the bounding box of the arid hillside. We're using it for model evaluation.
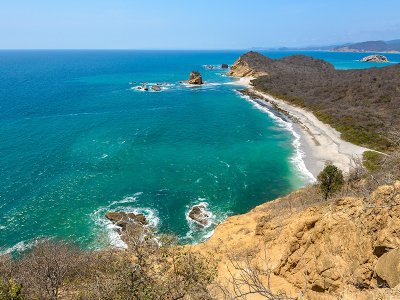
[230,51,400,151]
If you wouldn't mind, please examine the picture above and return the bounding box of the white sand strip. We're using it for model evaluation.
[240,77,370,177]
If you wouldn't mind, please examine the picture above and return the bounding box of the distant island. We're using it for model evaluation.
[255,39,400,53]
[333,39,400,53]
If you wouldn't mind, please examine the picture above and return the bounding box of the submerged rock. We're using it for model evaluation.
[151,85,161,91]
[187,71,203,85]
[188,204,211,226]
[361,54,389,62]
[105,211,148,232]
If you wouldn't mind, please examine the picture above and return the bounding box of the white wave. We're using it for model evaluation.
[183,203,232,244]
[100,154,108,159]
[91,193,159,249]
[202,64,223,70]
[237,91,316,183]
[0,238,48,255]
[220,160,230,168]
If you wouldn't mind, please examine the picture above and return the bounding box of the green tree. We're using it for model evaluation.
[317,164,344,200]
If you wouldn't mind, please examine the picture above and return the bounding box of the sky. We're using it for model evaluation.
[0,0,399,49]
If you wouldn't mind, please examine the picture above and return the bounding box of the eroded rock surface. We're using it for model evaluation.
[188,204,211,226]
[361,54,389,62]
[105,211,148,232]
[194,182,400,299]
[187,71,203,84]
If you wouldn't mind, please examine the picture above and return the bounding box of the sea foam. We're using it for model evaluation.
[237,91,316,183]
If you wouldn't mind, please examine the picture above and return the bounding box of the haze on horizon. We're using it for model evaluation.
[1,0,399,50]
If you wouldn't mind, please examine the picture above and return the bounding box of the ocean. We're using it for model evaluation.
[0,50,398,252]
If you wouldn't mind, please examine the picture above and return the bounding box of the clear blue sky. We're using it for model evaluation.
[1,0,399,49]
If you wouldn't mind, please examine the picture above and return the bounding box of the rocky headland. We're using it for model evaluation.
[228,51,400,152]
[191,51,400,299]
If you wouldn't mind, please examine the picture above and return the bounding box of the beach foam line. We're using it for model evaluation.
[236,91,316,183]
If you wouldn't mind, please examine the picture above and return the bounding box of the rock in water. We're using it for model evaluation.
[105,211,148,232]
[188,204,210,226]
[188,71,203,84]
[361,54,389,63]
[151,85,161,91]
[221,64,229,69]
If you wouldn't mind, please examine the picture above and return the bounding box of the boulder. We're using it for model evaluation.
[221,64,229,69]
[105,211,148,232]
[188,204,210,226]
[151,85,161,91]
[361,55,389,63]
[375,249,400,288]
[187,71,203,85]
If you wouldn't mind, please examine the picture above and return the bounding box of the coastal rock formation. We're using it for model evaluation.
[188,204,211,226]
[221,63,229,69]
[361,54,389,62]
[375,249,400,288]
[227,51,271,77]
[151,85,161,91]
[194,182,400,299]
[105,211,148,232]
[187,71,203,84]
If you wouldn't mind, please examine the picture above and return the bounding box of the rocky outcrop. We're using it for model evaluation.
[376,249,400,288]
[361,54,389,62]
[188,204,211,226]
[221,64,229,69]
[105,211,148,232]
[227,51,334,78]
[194,182,400,299]
[151,85,161,91]
[227,51,270,77]
[187,71,203,84]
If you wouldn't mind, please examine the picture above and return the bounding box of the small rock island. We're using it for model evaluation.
[187,71,203,84]
[188,204,210,226]
[361,54,389,63]
[105,211,148,234]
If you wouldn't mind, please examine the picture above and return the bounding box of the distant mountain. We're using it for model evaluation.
[333,39,400,53]
[253,39,400,53]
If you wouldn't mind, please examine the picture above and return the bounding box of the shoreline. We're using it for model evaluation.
[237,77,369,177]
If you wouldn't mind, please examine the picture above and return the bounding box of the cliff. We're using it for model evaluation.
[194,182,400,299]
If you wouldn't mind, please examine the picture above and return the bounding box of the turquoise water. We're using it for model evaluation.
[0,50,398,252]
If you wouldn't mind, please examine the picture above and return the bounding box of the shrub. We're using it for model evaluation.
[317,164,344,200]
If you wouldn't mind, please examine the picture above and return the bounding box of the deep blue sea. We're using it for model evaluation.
[0,50,398,252]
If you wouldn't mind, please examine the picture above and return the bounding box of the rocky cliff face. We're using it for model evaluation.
[227,51,271,77]
[194,182,400,299]
[188,71,203,84]
[227,51,334,78]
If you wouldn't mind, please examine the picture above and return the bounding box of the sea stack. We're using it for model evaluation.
[188,71,203,84]
[361,54,389,63]
[188,204,211,226]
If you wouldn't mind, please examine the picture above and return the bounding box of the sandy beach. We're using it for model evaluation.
[239,77,370,178]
